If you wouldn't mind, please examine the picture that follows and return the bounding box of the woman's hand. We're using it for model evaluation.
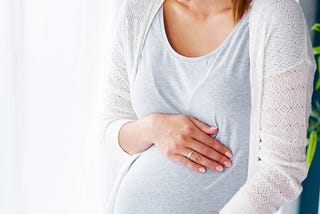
[142,113,233,173]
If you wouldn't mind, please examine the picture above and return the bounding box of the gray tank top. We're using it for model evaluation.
[114,4,251,214]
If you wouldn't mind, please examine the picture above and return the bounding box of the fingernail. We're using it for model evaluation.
[224,161,232,168]
[199,167,206,173]
[209,127,218,131]
[225,152,233,158]
[216,165,223,172]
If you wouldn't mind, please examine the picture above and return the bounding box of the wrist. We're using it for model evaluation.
[139,113,158,147]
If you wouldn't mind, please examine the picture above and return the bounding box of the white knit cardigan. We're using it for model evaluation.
[99,0,317,213]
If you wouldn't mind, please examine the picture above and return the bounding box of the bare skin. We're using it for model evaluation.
[118,0,237,173]
[163,0,236,57]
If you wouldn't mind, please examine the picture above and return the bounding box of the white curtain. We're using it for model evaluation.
[1,0,124,213]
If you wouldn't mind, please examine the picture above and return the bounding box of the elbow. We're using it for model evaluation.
[280,161,309,201]
[299,161,309,183]
[295,161,309,198]
[98,117,107,144]
[98,116,112,145]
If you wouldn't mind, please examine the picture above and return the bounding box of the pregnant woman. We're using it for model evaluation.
[99,0,316,213]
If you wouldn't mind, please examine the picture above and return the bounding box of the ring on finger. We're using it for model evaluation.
[186,149,194,159]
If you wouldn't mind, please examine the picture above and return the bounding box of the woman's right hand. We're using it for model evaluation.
[142,113,233,173]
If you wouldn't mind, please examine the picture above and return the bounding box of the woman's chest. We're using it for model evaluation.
[132,43,251,117]
[131,4,251,124]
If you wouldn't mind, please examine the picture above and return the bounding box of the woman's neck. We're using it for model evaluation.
[177,0,232,18]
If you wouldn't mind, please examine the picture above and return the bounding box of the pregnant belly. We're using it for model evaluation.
[114,144,248,214]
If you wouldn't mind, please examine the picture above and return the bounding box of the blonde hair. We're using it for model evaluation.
[231,0,251,24]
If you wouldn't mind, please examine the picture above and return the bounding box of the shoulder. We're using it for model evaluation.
[251,0,315,74]
[251,0,305,26]
[115,0,157,69]
[119,0,155,20]
[252,0,301,10]
[116,0,155,39]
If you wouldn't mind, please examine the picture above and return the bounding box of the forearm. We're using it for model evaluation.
[220,60,313,213]
[118,115,154,155]
[219,150,308,214]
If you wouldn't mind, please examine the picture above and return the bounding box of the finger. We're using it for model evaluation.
[171,154,207,173]
[191,127,233,158]
[188,140,232,168]
[187,116,219,134]
[181,149,224,173]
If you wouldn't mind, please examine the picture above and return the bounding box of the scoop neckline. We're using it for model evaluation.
[159,4,250,62]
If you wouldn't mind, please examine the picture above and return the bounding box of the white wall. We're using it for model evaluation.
[1,0,122,213]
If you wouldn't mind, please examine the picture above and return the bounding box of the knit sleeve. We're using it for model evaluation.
[98,0,138,160]
[219,0,317,213]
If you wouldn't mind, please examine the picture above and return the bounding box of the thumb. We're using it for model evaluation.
[187,115,219,134]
